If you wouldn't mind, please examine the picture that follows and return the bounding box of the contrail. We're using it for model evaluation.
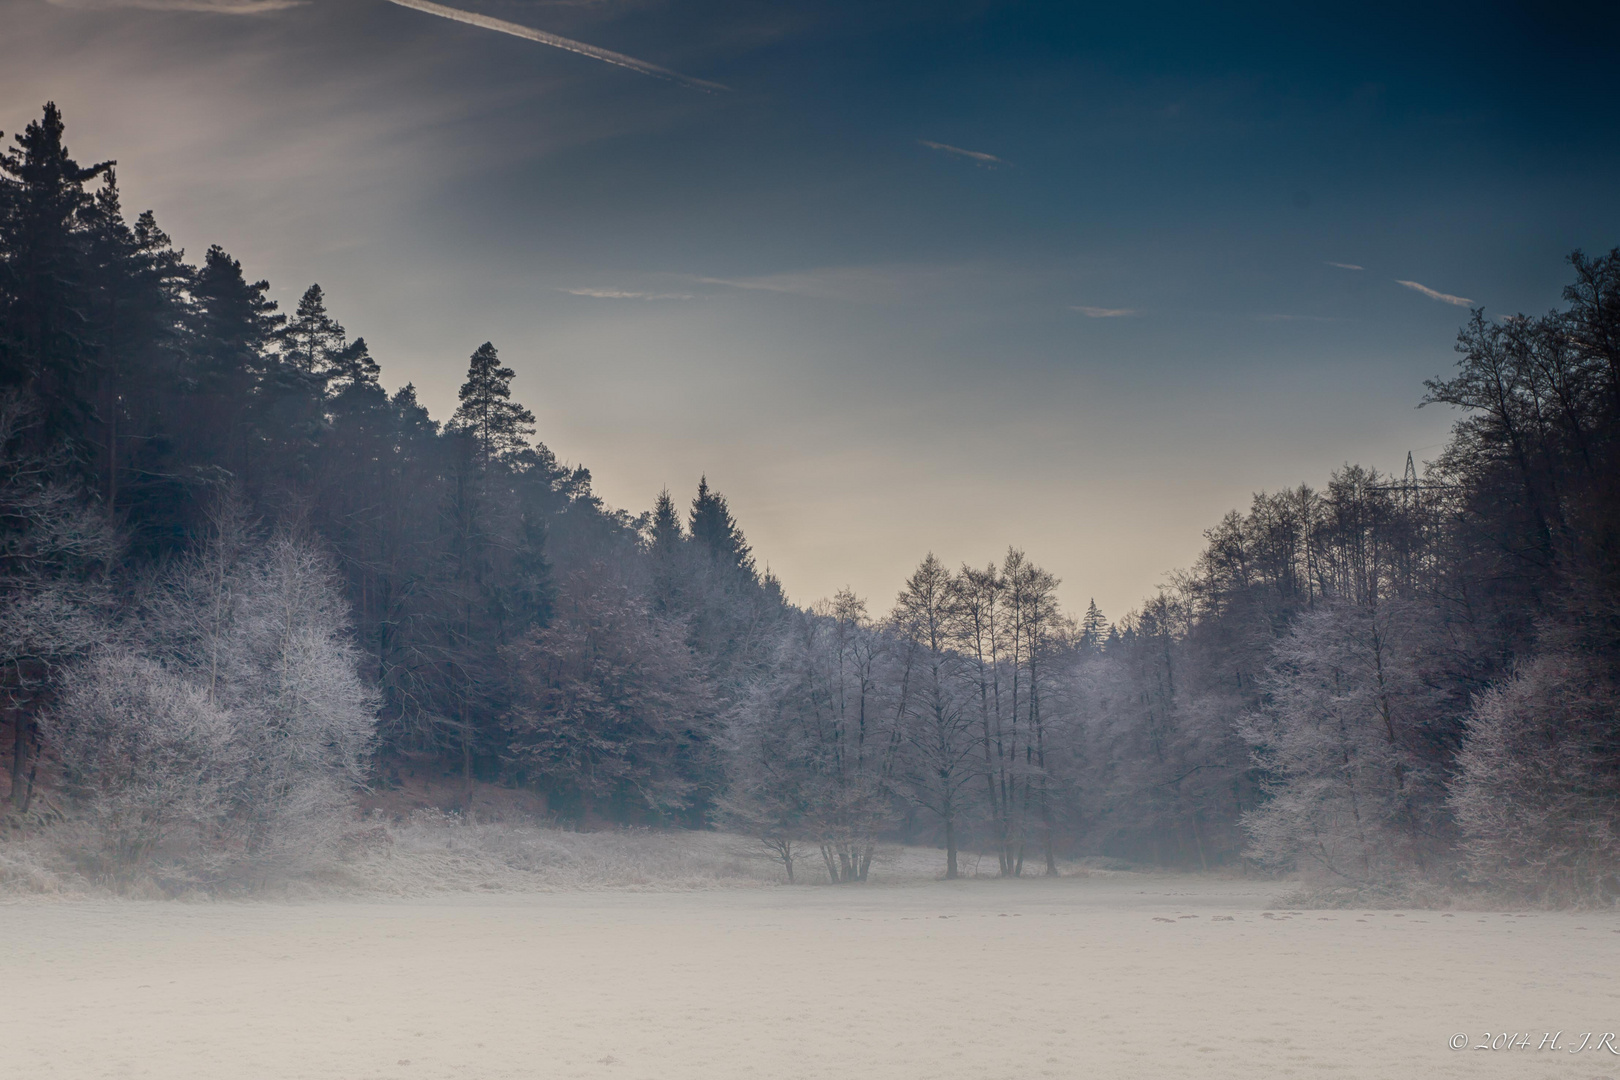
[918,140,1001,165]
[1396,279,1473,307]
[381,0,729,93]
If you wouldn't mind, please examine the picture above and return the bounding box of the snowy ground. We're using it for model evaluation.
[3,872,1616,1080]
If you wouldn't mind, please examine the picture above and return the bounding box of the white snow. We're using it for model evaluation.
[3,873,1612,1079]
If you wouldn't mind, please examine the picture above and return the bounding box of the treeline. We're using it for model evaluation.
[3,103,1617,903]
[0,103,781,887]
[721,251,1620,901]
[728,250,1617,902]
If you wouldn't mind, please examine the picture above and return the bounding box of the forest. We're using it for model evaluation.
[2,102,1617,903]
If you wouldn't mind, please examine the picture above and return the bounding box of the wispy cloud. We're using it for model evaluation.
[697,275,798,295]
[700,270,896,303]
[918,140,1002,166]
[1256,313,1339,323]
[697,264,988,306]
[1396,279,1473,307]
[561,287,695,300]
[46,0,302,11]
[1325,261,1363,270]
[1071,305,1137,318]
[380,0,730,92]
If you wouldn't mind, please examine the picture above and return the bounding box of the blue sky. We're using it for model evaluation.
[4,0,1617,618]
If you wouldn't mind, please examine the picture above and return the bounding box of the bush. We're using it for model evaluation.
[43,516,377,892]
[43,651,236,885]
[1450,646,1620,905]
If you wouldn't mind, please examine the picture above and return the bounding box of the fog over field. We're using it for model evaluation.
[3,0,1620,1077]
[7,870,1618,1080]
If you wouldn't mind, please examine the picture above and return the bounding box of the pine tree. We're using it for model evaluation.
[1080,599,1108,652]
[512,502,555,630]
[689,476,753,575]
[449,342,534,467]
[648,488,684,554]
[81,170,189,523]
[186,245,283,479]
[326,337,383,411]
[280,283,346,387]
[0,102,114,457]
[389,383,438,439]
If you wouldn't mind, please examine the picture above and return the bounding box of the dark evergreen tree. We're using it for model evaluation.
[689,475,753,576]
[185,245,283,486]
[327,336,383,411]
[1079,599,1107,652]
[648,488,684,554]
[0,102,113,460]
[280,284,345,389]
[450,342,534,467]
[81,174,189,538]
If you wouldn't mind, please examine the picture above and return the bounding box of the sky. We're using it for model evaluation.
[3,0,1618,620]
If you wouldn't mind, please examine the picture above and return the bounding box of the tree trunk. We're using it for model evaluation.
[10,708,29,811]
[944,813,958,879]
[105,395,116,514]
[460,713,474,817]
[1041,794,1058,876]
[820,844,839,884]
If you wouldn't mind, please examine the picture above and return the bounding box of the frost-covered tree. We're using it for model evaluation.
[0,392,116,812]
[1240,600,1451,881]
[949,560,1013,869]
[892,554,974,878]
[729,594,903,882]
[1450,642,1620,904]
[225,531,378,866]
[1001,551,1067,875]
[129,503,378,878]
[505,567,706,819]
[43,651,236,884]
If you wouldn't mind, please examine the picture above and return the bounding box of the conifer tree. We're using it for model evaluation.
[186,245,283,480]
[326,337,383,410]
[648,488,684,554]
[0,102,113,457]
[1080,599,1107,652]
[77,171,189,522]
[449,342,534,467]
[280,283,346,387]
[689,476,753,575]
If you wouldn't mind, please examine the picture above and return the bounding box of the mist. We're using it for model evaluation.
[3,2,1620,1075]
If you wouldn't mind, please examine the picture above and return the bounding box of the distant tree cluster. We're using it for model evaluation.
[2,103,1616,902]
[724,257,1620,898]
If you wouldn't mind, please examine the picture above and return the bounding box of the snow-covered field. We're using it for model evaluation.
[4,869,1615,1080]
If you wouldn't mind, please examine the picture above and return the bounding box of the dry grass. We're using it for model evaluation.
[0,838,76,896]
[326,813,1108,896]
[0,807,1136,899]
[323,812,787,896]
[320,815,1149,897]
